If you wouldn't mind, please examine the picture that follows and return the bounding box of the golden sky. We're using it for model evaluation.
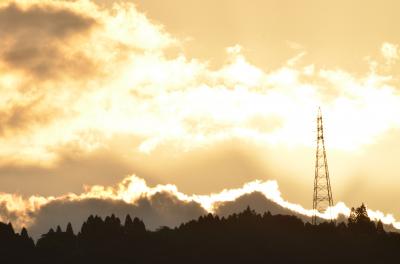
[1,0,400,235]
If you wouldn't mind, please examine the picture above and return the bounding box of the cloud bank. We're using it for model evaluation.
[1,0,400,165]
[0,174,398,239]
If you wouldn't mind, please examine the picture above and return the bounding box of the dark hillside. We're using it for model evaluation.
[1,204,399,263]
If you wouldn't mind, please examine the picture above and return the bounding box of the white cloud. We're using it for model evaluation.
[0,173,399,238]
[381,42,399,64]
[1,1,400,228]
[1,1,400,166]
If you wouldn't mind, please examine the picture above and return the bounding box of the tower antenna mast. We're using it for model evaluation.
[312,107,334,225]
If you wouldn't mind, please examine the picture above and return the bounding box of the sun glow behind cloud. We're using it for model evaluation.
[1,174,399,233]
[0,0,400,166]
[1,0,400,234]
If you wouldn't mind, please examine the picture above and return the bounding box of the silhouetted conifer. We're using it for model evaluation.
[355,203,369,223]
[133,217,146,233]
[348,207,357,225]
[2,206,400,264]
[124,214,133,227]
[21,227,29,239]
[376,220,385,234]
[66,222,74,235]
[347,203,377,234]
[7,222,15,234]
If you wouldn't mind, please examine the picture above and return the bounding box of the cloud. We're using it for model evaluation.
[0,0,178,163]
[214,191,310,222]
[0,0,399,166]
[0,201,20,223]
[0,2,97,79]
[28,192,206,239]
[0,0,400,239]
[0,174,398,239]
[0,3,94,37]
[0,96,59,137]
[381,42,399,65]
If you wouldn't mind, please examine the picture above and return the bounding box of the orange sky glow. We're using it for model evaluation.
[1,0,400,236]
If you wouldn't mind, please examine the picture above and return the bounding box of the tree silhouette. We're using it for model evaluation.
[376,220,385,234]
[348,203,376,234]
[66,222,74,235]
[348,207,357,225]
[355,203,369,223]
[1,205,399,264]
[21,227,29,239]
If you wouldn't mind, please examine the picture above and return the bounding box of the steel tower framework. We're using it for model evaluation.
[312,108,334,225]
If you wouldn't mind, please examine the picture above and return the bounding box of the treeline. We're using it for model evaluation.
[1,204,399,263]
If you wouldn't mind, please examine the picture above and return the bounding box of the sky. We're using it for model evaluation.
[1,0,400,236]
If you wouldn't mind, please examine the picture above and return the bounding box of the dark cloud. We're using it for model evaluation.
[0,97,58,137]
[214,192,311,222]
[0,3,94,37]
[26,190,310,239]
[25,186,317,240]
[28,192,206,239]
[23,190,398,240]
[0,2,97,79]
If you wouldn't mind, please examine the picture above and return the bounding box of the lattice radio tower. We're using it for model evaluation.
[312,107,334,225]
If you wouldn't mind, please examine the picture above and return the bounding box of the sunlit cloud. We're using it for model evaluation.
[1,0,400,236]
[381,42,399,65]
[0,174,399,234]
[0,0,400,166]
